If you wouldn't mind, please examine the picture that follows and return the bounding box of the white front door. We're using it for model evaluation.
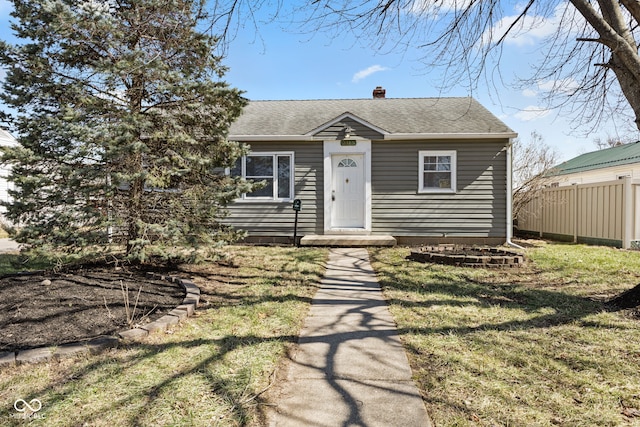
[331,154,365,228]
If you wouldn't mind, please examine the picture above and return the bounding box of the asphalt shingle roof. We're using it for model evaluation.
[552,141,640,175]
[229,97,514,136]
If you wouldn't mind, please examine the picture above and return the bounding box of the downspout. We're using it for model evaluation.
[506,139,524,250]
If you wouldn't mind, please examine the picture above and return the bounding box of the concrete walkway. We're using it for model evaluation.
[269,248,432,427]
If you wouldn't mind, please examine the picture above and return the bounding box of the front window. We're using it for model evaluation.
[232,152,294,200]
[419,150,456,193]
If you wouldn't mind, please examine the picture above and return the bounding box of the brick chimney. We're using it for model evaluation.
[372,86,386,99]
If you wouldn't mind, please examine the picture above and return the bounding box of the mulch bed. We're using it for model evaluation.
[0,267,185,352]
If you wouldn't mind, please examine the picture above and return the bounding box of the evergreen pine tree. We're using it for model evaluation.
[0,0,252,262]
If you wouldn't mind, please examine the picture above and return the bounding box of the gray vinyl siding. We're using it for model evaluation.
[371,140,508,237]
[225,142,323,236]
[226,139,508,239]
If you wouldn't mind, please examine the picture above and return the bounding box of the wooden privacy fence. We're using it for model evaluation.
[517,178,640,249]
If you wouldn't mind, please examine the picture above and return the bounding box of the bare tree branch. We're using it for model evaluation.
[512,131,559,219]
[201,1,640,134]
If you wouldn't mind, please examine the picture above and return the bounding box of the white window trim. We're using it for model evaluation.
[235,151,295,202]
[418,150,457,194]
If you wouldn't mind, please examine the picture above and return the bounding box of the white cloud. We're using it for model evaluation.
[407,0,472,15]
[482,2,576,47]
[490,16,557,47]
[522,88,537,97]
[352,65,388,83]
[538,78,579,94]
[514,105,551,121]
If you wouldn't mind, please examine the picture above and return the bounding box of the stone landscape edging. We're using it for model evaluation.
[409,245,525,268]
[0,272,200,366]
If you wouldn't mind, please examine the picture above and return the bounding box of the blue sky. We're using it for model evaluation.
[1,0,638,162]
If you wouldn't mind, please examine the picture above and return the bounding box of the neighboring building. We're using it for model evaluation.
[548,141,640,186]
[517,142,640,248]
[0,129,16,215]
[226,88,518,246]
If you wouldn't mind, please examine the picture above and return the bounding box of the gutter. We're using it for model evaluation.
[229,132,519,142]
[228,135,316,142]
[383,132,518,141]
[506,140,524,250]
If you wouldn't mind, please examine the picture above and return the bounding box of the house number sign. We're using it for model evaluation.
[341,140,357,146]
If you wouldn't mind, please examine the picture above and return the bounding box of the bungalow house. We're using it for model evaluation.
[547,141,640,186]
[226,88,518,246]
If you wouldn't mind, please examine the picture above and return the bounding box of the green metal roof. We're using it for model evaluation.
[551,142,640,176]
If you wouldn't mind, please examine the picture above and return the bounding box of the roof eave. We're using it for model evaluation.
[384,132,518,140]
[230,132,518,142]
[229,135,317,142]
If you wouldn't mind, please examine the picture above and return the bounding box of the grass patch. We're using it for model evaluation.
[0,245,328,426]
[0,248,106,275]
[370,241,640,426]
[0,253,72,275]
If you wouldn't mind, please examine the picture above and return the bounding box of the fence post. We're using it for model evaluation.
[634,181,640,245]
[624,177,633,249]
[573,184,578,243]
[540,190,545,238]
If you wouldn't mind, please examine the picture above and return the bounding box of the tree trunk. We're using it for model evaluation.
[608,53,640,131]
[608,283,640,309]
[570,0,640,131]
[126,172,144,256]
[126,71,145,257]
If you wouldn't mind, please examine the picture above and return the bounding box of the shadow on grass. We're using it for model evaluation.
[8,334,298,426]
[367,248,637,424]
[371,249,610,335]
[3,318,306,426]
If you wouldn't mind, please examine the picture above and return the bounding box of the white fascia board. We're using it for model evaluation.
[384,132,518,140]
[305,112,389,136]
[228,135,316,142]
[230,131,519,142]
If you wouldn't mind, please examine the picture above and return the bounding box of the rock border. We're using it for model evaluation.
[0,272,200,366]
[410,245,525,268]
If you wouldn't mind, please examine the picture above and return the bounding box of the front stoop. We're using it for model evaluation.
[300,235,397,247]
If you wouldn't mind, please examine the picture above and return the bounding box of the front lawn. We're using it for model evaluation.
[0,245,328,426]
[370,241,640,426]
[3,241,639,426]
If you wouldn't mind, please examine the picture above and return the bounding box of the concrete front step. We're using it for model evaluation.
[299,235,397,247]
